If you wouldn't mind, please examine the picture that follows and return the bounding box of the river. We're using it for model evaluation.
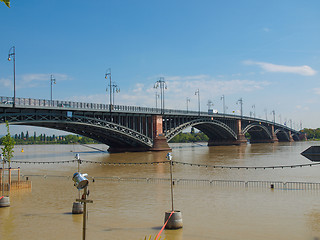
[1,141,320,240]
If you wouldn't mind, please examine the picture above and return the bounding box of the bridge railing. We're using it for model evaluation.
[0,96,299,132]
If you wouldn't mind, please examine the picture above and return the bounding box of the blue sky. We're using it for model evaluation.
[1,0,320,135]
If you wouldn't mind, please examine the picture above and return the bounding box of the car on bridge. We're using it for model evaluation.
[1,100,14,104]
[58,103,71,108]
[208,109,218,115]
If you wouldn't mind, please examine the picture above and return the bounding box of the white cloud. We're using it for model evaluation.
[313,88,320,95]
[243,60,317,76]
[69,93,107,104]
[133,83,144,93]
[21,73,70,83]
[296,105,309,111]
[7,73,73,89]
[66,75,270,110]
[0,78,12,88]
[135,75,270,109]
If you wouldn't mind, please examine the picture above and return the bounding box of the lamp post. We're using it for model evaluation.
[264,108,268,121]
[252,104,255,118]
[207,100,214,111]
[105,68,112,111]
[154,77,167,114]
[186,97,190,113]
[195,89,200,116]
[50,75,56,106]
[271,110,275,124]
[111,83,120,105]
[8,46,16,108]
[221,95,226,115]
[236,98,243,118]
[155,92,160,109]
[278,114,282,125]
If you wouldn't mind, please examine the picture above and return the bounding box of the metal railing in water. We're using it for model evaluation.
[22,174,320,190]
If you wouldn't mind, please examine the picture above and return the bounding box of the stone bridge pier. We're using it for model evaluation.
[150,115,171,151]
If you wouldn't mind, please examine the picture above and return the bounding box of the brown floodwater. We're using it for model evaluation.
[1,141,320,240]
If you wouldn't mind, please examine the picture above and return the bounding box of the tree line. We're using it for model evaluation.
[301,128,320,140]
[169,127,209,143]
[0,131,97,145]
[0,128,316,146]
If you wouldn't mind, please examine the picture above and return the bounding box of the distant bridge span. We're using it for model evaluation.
[0,96,303,152]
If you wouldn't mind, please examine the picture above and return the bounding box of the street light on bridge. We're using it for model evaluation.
[271,110,275,124]
[186,97,190,113]
[50,75,56,106]
[154,77,167,114]
[278,114,282,125]
[8,46,16,108]
[236,98,243,118]
[252,104,256,118]
[105,68,112,111]
[155,92,160,109]
[221,95,226,114]
[264,108,268,121]
[207,100,214,111]
[195,89,200,116]
[111,82,120,105]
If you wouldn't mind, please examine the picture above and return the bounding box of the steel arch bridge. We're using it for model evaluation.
[0,96,303,152]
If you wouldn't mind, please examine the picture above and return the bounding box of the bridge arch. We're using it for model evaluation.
[1,112,153,152]
[274,128,290,141]
[166,118,237,142]
[242,123,273,143]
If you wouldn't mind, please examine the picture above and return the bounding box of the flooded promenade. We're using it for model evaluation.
[1,141,320,240]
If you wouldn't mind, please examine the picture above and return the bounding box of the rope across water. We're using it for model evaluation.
[8,159,320,169]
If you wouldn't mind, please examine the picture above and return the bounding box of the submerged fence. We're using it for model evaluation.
[8,157,320,190]
[21,174,320,191]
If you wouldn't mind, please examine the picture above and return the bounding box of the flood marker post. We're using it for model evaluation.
[164,153,183,229]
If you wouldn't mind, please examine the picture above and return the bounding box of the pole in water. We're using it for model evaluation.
[72,154,83,214]
[164,153,183,229]
[73,172,93,240]
[167,153,174,211]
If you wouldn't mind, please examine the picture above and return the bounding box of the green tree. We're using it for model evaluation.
[1,121,15,167]
[0,0,10,8]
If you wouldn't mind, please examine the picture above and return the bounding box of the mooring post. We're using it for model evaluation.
[18,167,20,183]
[8,168,11,185]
